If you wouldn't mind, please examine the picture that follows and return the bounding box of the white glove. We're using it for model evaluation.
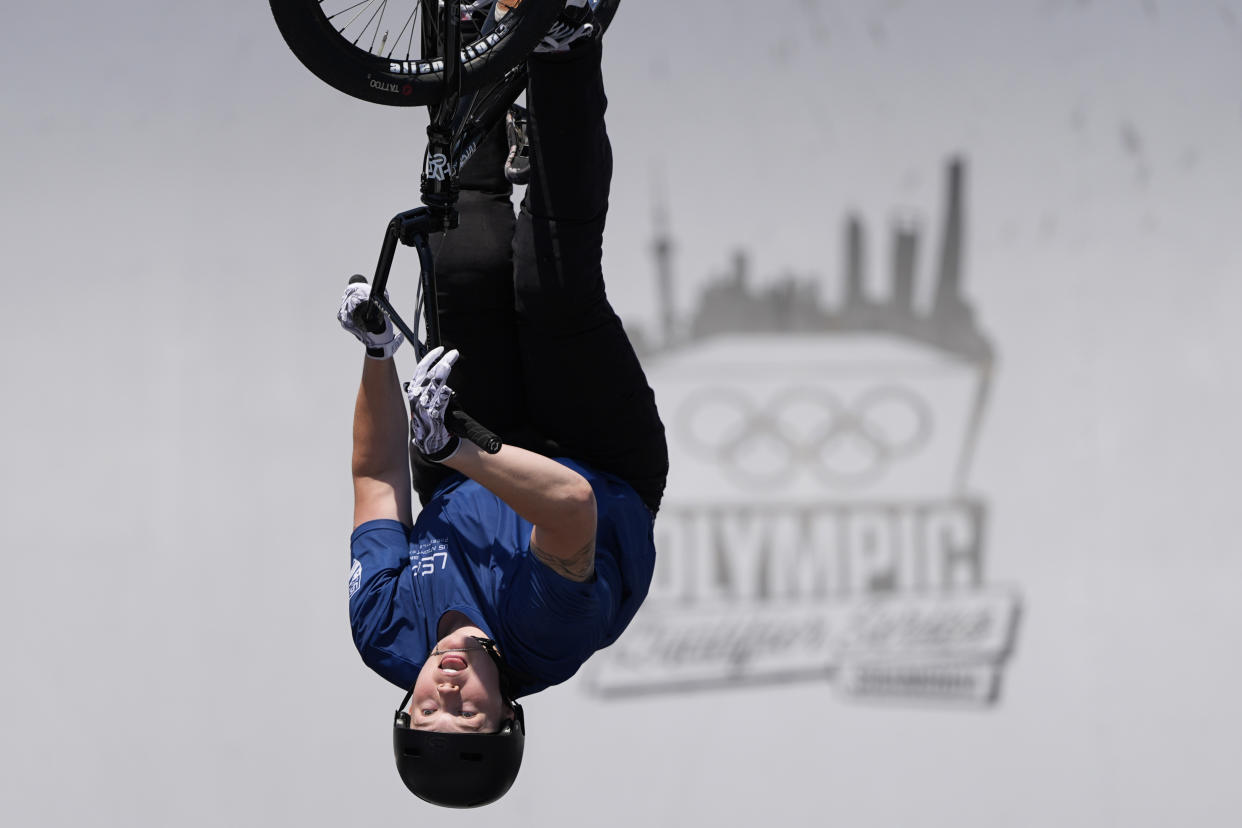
[406,346,461,462]
[337,277,404,359]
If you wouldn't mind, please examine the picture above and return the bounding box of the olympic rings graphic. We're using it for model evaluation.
[677,384,934,489]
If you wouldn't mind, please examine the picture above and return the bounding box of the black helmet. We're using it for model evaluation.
[392,636,526,808]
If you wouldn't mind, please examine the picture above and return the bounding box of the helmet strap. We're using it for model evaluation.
[468,636,523,721]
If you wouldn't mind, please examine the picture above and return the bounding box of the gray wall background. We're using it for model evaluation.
[3,1,1241,825]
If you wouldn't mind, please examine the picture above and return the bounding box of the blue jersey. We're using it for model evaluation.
[347,458,656,697]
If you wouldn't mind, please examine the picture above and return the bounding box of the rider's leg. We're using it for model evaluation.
[411,121,525,505]
[512,42,669,513]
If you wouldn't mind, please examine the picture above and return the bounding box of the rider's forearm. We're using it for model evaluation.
[442,441,596,535]
[352,357,412,489]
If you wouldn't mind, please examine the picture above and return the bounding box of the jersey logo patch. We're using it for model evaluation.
[410,540,449,577]
[348,558,362,598]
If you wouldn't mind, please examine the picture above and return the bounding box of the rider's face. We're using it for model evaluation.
[407,628,510,733]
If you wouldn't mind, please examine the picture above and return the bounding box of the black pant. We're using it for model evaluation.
[411,44,668,514]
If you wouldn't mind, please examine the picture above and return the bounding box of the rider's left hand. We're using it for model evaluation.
[406,346,461,462]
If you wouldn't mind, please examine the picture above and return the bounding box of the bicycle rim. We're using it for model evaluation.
[270,0,567,107]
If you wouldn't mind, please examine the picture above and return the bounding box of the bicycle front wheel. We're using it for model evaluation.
[271,0,567,107]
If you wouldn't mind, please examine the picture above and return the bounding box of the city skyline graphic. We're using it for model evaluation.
[589,157,1021,705]
[632,158,993,366]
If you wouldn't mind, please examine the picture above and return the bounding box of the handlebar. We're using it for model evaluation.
[348,209,501,456]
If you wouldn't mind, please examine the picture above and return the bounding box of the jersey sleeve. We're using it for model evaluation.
[498,551,617,686]
[348,519,410,652]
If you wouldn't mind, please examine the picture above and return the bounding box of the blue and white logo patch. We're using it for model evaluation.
[348,558,362,598]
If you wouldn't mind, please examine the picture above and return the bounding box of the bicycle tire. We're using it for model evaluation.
[270,0,568,107]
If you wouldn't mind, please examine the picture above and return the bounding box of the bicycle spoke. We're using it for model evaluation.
[331,0,381,42]
[355,0,389,50]
[322,0,439,57]
[320,0,515,58]
[366,0,389,53]
[387,0,421,60]
[323,0,374,23]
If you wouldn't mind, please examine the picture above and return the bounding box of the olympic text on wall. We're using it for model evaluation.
[588,159,1021,705]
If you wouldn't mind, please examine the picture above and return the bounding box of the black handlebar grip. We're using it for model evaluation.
[347,274,387,334]
[445,398,502,454]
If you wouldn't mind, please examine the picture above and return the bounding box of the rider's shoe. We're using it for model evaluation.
[534,0,600,53]
[504,105,531,185]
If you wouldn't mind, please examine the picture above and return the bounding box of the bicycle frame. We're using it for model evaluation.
[358,0,527,453]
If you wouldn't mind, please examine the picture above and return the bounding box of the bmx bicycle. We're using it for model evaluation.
[269,0,618,452]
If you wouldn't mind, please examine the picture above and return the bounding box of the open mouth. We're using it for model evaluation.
[439,654,468,674]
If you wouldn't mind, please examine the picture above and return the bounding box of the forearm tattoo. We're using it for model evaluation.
[532,540,596,582]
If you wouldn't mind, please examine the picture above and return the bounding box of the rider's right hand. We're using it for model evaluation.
[338,277,403,359]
